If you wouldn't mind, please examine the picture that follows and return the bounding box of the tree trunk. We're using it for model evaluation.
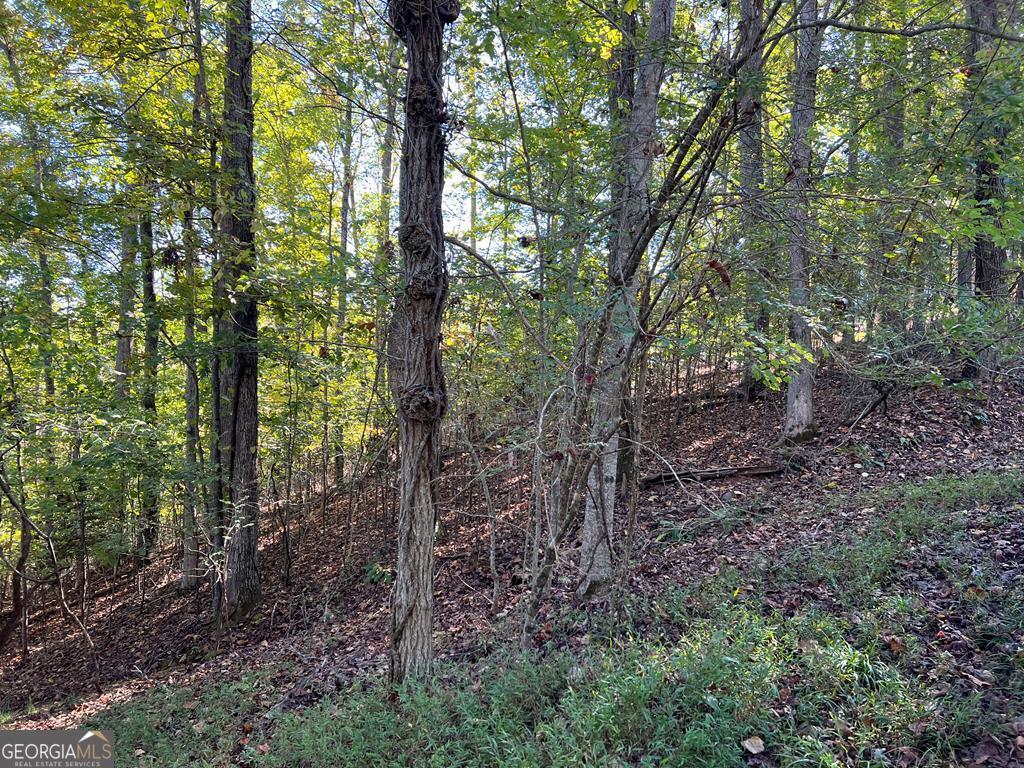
[214,0,260,623]
[375,43,401,343]
[969,0,1006,301]
[181,206,202,589]
[841,24,863,348]
[781,0,822,444]
[0,483,30,653]
[738,0,766,399]
[578,0,676,600]
[138,208,160,559]
[878,29,907,334]
[386,0,459,685]
[332,72,355,483]
[957,241,974,298]
[181,0,210,590]
[961,0,1006,379]
[115,214,137,399]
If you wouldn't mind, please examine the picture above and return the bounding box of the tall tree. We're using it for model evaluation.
[780,0,823,444]
[181,204,202,589]
[137,207,160,558]
[212,0,260,622]
[180,0,214,591]
[386,0,459,684]
[738,0,767,400]
[114,215,137,400]
[968,0,1008,302]
[578,0,677,599]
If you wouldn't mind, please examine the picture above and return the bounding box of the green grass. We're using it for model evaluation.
[90,471,1024,767]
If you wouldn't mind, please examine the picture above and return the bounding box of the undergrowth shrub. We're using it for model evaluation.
[91,471,1023,767]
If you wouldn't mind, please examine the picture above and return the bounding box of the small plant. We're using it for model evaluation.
[362,560,394,585]
[84,471,1024,768]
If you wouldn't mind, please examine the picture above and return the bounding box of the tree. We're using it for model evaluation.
[386,0,460,684]
[577,0,678,600]
[780,0,823,445]
[968,0,1008,302]
[137,206,160,559]
[212,0,260,623]
[180,0,214,591]
[738,0,767,400]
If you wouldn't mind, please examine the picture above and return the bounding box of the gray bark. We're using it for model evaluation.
[738,0,767,399]
[181,208,202,589]
[781,0,823,444]
[115,216,137,399]
[181,0,210,590]
[578,0,677,599]
[386,0,459,684]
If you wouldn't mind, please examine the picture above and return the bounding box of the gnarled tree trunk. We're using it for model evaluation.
[386,0,459,685]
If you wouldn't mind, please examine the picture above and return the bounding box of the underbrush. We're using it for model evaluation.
[92,471,1024,767]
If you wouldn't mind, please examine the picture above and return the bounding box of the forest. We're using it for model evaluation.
[1,0,1024,763]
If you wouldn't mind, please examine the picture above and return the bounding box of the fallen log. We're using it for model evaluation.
[641,464,783,488]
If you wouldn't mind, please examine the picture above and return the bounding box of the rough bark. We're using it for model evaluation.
[968,0,1007,301]
[386,0,459,684]
[115,216,137,399]
[213,0,260,623]
[781,0,823,444]
[181,208,202,589]
[578,0,676,600]
[137,209,160,559]
[738,0,767,400]
[0,481,29,652]
[879,28,907,334]
[181,0,210,590]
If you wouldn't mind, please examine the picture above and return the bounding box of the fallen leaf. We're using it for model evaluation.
[883,634,907,655]
[897,746,920,767]
[742,736,765,754]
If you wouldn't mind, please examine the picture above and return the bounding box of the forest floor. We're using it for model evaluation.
[3,369,1024,767]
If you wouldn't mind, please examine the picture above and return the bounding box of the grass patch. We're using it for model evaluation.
[654,503,755,544]
[90,472,1024,767]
